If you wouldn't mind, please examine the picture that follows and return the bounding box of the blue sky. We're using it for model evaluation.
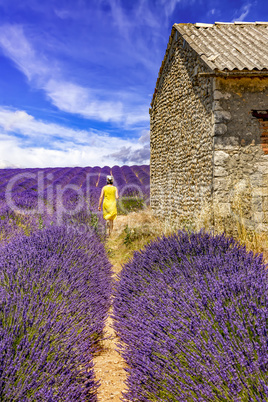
[0,0,267,168]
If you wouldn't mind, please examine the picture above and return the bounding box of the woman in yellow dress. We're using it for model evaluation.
[98,175,119,236]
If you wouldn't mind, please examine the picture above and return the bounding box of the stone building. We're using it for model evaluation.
[150,22,268,232]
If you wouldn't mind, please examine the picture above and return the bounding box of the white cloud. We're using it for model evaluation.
[0,110,34,131]
[208,8,216,16]
[109,144,150,165]
[109,131,150,164]
[100,0,159,38]
[158,0,182,18]
[0,138,149,168]
[53,8,72,19]
[0,139,111,168]
[106,0,127,34]
[0,23,149,126]
[233,3,252,22]
[139,130,150,144]
[45,80,124,122]
[0,107,149,168]
[0,107,89,144]
[0,24,49,82]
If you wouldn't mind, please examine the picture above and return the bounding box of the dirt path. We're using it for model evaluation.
[94,312,127,401]
[94,216,130,402]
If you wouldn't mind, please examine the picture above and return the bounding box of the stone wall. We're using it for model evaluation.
[212,77,268,232]
[150,32,268,232]
[150,33,214,226]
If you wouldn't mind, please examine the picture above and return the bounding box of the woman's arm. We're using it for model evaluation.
[115,187,119,199]
[98,188,104,211]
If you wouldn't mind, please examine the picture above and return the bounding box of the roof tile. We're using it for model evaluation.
[174,22,268,71]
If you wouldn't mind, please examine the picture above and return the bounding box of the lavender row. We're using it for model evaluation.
[113,231,268,401]
[0,165,150,192]
[0,165,150,213]
[0,225,112,401]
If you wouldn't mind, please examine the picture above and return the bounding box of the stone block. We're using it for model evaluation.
[212,100,222,111]
[213,90,231,100]
[253,212,264,224]
[214,137,224,146]
[213,178,226,191]
[251,196,263,212]
[250,173,264,188]
[243,167,255,175]
[257,163,268,175]
[222,144,240,151]
[213,202,231,215]
[221,137,240,147]
[214,166,228,177]
[214,150,230,166]
[214,110,231,123]
[255,223,268,232]
[263,197,268,211]
[251,187,268,197]
[214,123,228,136]
[240,153,254,163]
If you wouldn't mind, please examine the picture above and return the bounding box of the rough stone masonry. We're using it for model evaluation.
[150,23,268,233]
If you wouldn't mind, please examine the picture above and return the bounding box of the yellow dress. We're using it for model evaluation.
[103,185,117,221]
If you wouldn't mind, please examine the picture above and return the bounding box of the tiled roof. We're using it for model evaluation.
[174,22,268,71]
[150,22,268,108]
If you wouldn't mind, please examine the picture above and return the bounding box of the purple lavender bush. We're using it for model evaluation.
[113,231,268,401]
[0,203,37,244]
[0,225,112,401]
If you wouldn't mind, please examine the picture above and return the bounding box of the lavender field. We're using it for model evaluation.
[2,163,268,401]
[0,164,149,241]
[0,164,148,401]
[0,226,112,401]
[114,231,268,401]
[0,164,150,216]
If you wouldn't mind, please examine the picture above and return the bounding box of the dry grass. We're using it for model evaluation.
[195,199,268,262]
[105,208,177,271]
[106,205,268,269]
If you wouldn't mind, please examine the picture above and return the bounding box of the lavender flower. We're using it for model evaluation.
[0,225,112,401]
[113,231,268,401]
[0,165,150,217]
